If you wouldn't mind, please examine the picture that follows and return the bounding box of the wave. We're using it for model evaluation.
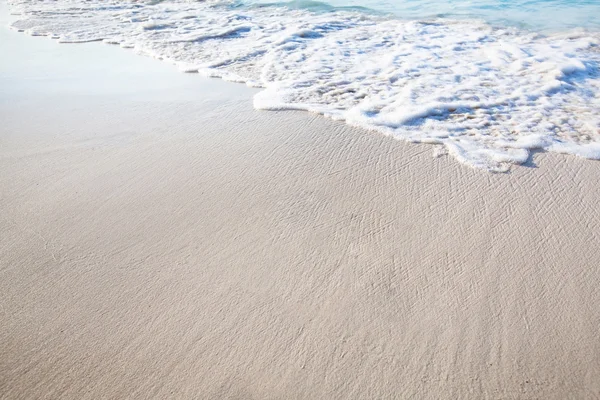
[8,0,600,171]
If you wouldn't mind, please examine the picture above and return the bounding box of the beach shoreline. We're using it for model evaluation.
[2,3,600,398]
[7,0,600,172]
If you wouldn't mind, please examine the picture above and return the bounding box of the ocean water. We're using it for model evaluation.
[7,0,600,171]
[248,0,600,32]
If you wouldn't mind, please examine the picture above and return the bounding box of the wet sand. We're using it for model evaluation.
[1,5,600,399]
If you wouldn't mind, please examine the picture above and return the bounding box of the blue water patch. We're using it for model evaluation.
[245,0,600,31]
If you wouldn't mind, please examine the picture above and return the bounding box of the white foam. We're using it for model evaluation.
[8,0,600,171]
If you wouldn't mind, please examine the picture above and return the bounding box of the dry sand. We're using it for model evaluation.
[1,4,600,399]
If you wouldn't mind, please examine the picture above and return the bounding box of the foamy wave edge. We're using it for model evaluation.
[8,0,600,172]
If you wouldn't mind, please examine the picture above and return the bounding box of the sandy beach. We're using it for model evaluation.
[1,2,600,398]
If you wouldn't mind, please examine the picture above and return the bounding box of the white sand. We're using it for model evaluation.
[1,5,600,399]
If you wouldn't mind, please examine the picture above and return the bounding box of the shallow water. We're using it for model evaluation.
[7,0,600,171]
[247,0,600,32]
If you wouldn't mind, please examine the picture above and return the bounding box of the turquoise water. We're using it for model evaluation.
[246,0,600,31]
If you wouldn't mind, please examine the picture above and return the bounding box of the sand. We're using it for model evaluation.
[1,4,600,399]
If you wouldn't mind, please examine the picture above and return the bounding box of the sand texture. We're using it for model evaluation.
[1,5,600,399]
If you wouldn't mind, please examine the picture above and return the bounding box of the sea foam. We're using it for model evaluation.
[8,0,600,171]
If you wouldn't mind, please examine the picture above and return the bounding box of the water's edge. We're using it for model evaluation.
[6,0,600,172]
